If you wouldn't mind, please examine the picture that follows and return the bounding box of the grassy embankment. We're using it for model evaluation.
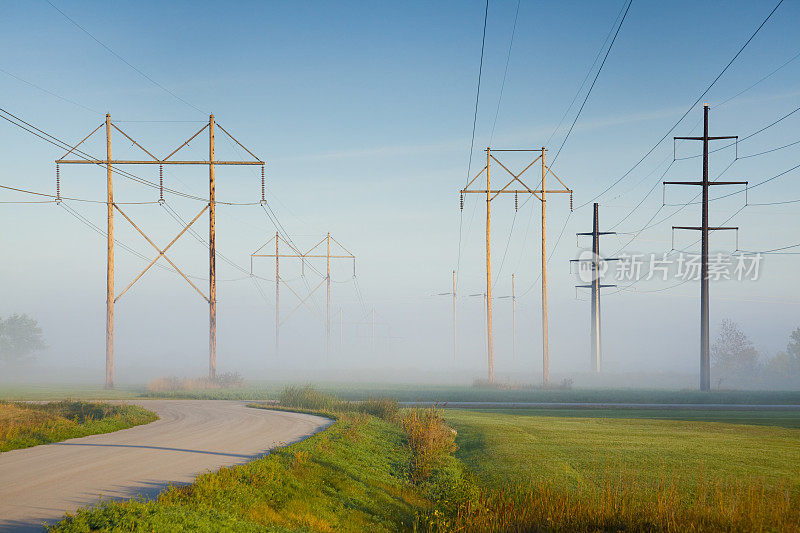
[51,386,800,532]
[0,401,157,452]
[52,387,464,532]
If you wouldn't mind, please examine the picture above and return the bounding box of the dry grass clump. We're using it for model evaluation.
[399,408,457,481]
[147,372,245,392]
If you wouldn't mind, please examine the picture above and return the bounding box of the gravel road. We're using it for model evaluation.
[0,400,330,532]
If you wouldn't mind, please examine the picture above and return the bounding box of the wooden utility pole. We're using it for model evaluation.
[208,115,216,379]
[59,114,264,386]
[460,147,572,384]
[665,104,745,391]
[105,114,114,389]
[573,203,617,373]
[484,148,494,382]
[251,232,355,355]
[540,147,549,384]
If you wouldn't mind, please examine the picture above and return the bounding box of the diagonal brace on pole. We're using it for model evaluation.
[114,203,210,303]
[280,277,326,327]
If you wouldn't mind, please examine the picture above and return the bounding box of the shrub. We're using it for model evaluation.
[399,408,457,482]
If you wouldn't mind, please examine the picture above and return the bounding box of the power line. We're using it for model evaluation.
[605,91,800,246]
[545,0,629,148]
[510,0,631,284]
[488,0,521,145]
[0,67,101,115]
[550,0,633,168]
[512,0,633,286]
[716,48,800,109]
[576,0,784,210]
[455,0,490,290]
[676,103,800,161]
[46,0,204,114]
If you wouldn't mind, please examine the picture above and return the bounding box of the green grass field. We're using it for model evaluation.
[0,401,157,452]
[0,384,143,401]
[446,409,800,490]
[463,406,800,428]
[444,408,800,530]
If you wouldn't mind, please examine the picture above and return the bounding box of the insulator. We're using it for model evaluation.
[55,163,61,203]
[260,165,266,205]
[158,164,164,204]
[460,193,464,211]
[570,191,574,212]
[515,192,518,212]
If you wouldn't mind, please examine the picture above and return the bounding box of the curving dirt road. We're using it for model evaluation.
[0,400,330,532]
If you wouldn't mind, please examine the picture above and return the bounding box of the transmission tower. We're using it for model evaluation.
[460,147,572,384]
[664,104,746,391]
[251,232,355,356]
[58,114,264,388]
[571,203,618,372]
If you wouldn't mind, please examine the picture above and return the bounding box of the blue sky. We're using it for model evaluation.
[1,1,799,384]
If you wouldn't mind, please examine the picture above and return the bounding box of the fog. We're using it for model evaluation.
[1,2,799,391]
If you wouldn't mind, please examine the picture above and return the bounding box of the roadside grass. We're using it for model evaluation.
[0,401,157,452]
[52,393,466,532]
[445,409,800,531]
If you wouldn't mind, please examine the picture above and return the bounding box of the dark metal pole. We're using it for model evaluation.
[591,203,600,373]
[701,104,710,392]
[666,105,742,391]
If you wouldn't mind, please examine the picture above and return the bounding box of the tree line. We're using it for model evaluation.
[712,319,800,389]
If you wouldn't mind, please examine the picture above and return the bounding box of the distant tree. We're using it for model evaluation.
[765,327,800,377]
[711,319,760,381]
[0,314,47,364]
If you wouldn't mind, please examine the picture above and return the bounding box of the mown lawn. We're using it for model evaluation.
[464,406,800,428]
[446,409,800,490]
[444,409,800,531]
[0,401,157,452]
